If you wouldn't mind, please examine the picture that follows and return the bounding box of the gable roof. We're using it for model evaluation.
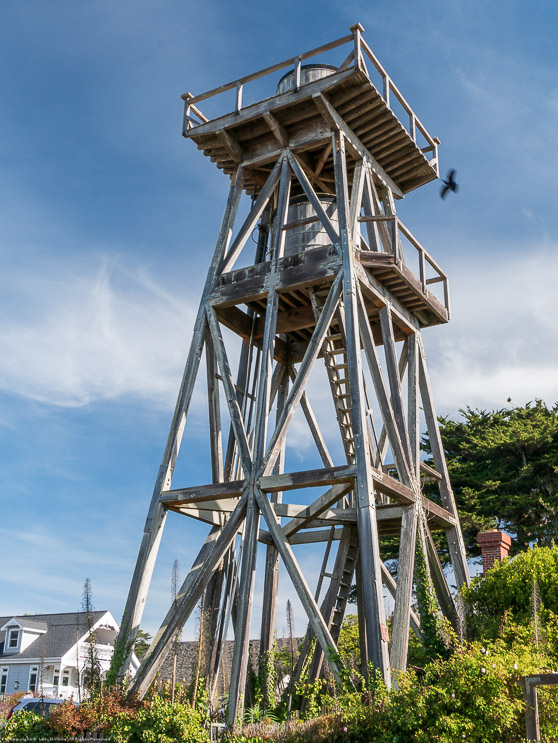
[0,617,48,632]
[0,612,109,660]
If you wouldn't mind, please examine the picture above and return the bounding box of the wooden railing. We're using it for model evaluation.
[358,215,449,313]
[181,23,438,168]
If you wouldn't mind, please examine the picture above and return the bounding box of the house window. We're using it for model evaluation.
[8,629,19,649]
[0,668,8,695]
[53,670,59,686]
[28,666,38,692]
[62,670,70,687]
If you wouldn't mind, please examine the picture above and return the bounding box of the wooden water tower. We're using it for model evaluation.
[119,24,469,724]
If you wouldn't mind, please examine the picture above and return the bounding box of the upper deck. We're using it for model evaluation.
[182,25,439,198]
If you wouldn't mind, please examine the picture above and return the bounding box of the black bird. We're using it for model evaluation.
[440,169,459,199]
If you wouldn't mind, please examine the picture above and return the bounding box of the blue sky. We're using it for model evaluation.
[1,0,557,641]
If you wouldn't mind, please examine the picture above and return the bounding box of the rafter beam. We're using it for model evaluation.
[313,92,403,198]
[263,111,289,148]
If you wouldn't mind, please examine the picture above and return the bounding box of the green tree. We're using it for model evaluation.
[133,630,152,660]
[81,578,102,698]
[422,400,558,556]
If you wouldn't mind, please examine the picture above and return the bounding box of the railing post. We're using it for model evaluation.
[419,249,426,292]
[391,217,399,263]
[383,75,391,108]
[183,92,193,135]
[350,22,365,71]
[235,82,243,114]
[294,57,301,91]
[409,113,416,143]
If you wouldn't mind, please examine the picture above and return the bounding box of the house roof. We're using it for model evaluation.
[0,611,110,661]
[8,618,48,632]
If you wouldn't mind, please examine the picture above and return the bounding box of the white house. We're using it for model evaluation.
[0,611,139,700]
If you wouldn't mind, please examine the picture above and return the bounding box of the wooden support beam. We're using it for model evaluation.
[389,503,419,673]
[313,92,404,199]
[291,369,334,467]
[378,305,413,478]
[261,463,357,492]
[288,150,340,249]
[261,271,343,475]
[217,129,244,163]
[356,286,412,488]
[117,167,245,675]
[227,489,260,724]
[207,306,253,474]
[423,521,458,625]
[281,482,355,537]
[206,327,224,483]
[254,486,343,684]
[333,132,390,686]
[263,111,289,148]
[418,335,469,589]
[260,369,288,656]
[407,333,420,481]
[380,562,421,638]
[160,480,245,506]
[220,156,283,275]
[130,495,248,697]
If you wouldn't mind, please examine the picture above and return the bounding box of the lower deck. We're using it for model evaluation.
[209,245,448,358]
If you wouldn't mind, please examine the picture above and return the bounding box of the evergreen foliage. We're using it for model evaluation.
[422,400,558,556]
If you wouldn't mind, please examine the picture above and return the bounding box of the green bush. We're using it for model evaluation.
[110,695,210,743]
[223,637,558,742]
[0,709,57,741]
[462,544,558,642]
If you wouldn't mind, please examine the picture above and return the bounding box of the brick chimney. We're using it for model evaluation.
[477,530,512,574]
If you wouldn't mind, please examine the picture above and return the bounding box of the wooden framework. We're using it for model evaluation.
[119,24,469,726]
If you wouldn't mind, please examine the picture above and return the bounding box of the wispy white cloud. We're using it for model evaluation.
[0,255,196,408]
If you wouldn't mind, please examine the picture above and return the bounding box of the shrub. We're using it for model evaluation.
[110,695,210,743]
[0,709,56,741]
[462,544,558,642]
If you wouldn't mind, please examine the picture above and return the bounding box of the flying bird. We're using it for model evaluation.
[440,169,459,200]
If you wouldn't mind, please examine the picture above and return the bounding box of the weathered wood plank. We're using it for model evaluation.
[334,132,390,685]
[260,463,357,492]
[219,157,283,275]
[389,504,419,672]
[418,335,469,589]
[281,482,354,537]
[117,167,245,674]
[356,286,412,487]
[206,306,253,474]
[254,486,343,684]
[227,489,260,724]
[261,271,343,475]
[131,495,248,697]
[313,93,404,199]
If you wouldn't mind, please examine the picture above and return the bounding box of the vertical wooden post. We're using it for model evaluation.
[350,23,365,72]
[389,503,418,673]
[118,168,244,673]
[226,487,260,724]
[260,368,288,655]
[417,336,469,590]
[333,131,390,686]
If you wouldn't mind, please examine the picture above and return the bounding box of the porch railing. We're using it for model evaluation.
[358,214,449,314]
[181,24,438,168]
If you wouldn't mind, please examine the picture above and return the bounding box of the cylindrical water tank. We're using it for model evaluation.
[283,194,338,257]
[276,63,338,95]
[273,64,340,258]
